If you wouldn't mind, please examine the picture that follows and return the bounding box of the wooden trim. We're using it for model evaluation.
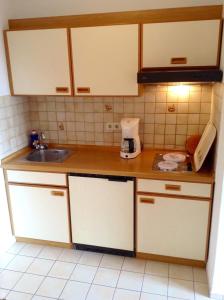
[171,57,187,65]
[3,170,15,235]
[216,20,223,67]
[137,191,211,201]
[16,237,73,249]
[55,87,69,93]
[165,184,181,191]
[205,199,213,260]
[136,252,206,267]
[139,197,155,204]
[8,182,68,189]
[66,175,73,244]
[51,190,65,196]
[76,87,91,94]
[8,5,222,31]
[3,30,14,96]
[67,28,75,97]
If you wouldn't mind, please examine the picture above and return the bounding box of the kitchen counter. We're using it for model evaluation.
[1,145,214,183]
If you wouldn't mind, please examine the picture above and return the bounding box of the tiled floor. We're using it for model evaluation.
[0,242,215,300]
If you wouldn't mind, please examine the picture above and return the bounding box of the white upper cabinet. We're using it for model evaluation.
[142,20,221,68]
[71,25,139,96]
[6,29,72,96]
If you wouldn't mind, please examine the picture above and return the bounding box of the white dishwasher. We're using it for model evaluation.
[69,174,135,256]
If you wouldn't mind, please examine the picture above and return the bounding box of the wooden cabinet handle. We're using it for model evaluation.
[165,184,181,191]
[77,87,90,93]
[171,57,187,64]
[56,87,69,93]
[51,191,64,197]
[140,198,155,204]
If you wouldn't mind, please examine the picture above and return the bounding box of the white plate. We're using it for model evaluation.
[158,161,178,171]
[163,152,186,163]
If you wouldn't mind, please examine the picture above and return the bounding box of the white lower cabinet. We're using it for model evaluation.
[8,184,70,243]
[137,195,210,261]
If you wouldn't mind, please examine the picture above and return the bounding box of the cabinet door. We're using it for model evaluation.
[9,185,70,243]
[71,25,139,96]
[142,20,221,68]
[6,29,72,95]
[137,195,210,260]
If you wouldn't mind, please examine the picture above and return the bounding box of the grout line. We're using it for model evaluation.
[84,252,105,300]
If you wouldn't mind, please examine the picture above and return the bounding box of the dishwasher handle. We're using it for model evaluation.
[69,173,134,182]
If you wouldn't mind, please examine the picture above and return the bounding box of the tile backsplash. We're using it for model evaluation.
[0,96,30,159]
[29,84,212,149]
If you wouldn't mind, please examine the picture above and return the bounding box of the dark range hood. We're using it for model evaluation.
[137,69,223,84]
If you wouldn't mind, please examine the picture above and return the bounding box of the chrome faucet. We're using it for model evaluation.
[33,132,48,150]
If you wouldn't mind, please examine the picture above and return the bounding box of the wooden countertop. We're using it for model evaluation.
[1,145,214,184]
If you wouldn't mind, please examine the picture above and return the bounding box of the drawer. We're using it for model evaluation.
[7,170,67,186]
[137,179,212,198]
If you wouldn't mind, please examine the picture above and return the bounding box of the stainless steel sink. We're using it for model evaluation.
[25,149,71,163]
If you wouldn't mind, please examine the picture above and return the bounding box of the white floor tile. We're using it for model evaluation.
[142,274,168,296]
[0,270,23,289]
[86,284,114,300]
[117,271,144,291]
[123,257,146,273]
[32,296,54,300]
[0,253,15,268]
[141,293,167,300]
[145,261,168,277]
[6,256,33,272]
[194,282,211,300]
[48,261,75,279]
[60,280,90,300]
[19,244,43,257]
[58,248,84,263]
[168,278,194,300]
[193,268,208,283]
[36,276,67,298]
[79,252,102,267]
[70,264,97,283]
[114,288,140,300]
[38,246,63,260]
[93,267,120,287]
[7,243,26,255]
[13,273,44,294]
[100,254,124,270]
[0,288,9,298]
[169,264,193,281]
[26,258,54,276]
[6,291,33,300]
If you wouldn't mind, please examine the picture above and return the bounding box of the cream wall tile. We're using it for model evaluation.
[145,103,155,114]
[24,84,212,150]
[156,92,167,102]
[166,114,176,125]
[188,114,199,125]
[155,124,165,135]
[155,114,165,124]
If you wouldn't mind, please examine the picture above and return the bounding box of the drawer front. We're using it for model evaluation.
[7,170,67,186]
[138,179,212,198]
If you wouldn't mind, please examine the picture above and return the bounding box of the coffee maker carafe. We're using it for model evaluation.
[120,118,141,159]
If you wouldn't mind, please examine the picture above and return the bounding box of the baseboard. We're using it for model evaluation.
[16,237,73,249]
[75,243,135,257]
[136,252,206,267]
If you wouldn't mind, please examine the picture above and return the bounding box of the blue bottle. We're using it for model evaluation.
[30,130,39,148]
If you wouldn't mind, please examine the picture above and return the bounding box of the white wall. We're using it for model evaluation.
[207,6,224,296]
[11,0,222,18]
[0,0,11,95]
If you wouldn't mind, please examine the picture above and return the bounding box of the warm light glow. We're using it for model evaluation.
[168,85,190,97]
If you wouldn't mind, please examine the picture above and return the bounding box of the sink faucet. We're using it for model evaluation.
[33,132,48,150]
